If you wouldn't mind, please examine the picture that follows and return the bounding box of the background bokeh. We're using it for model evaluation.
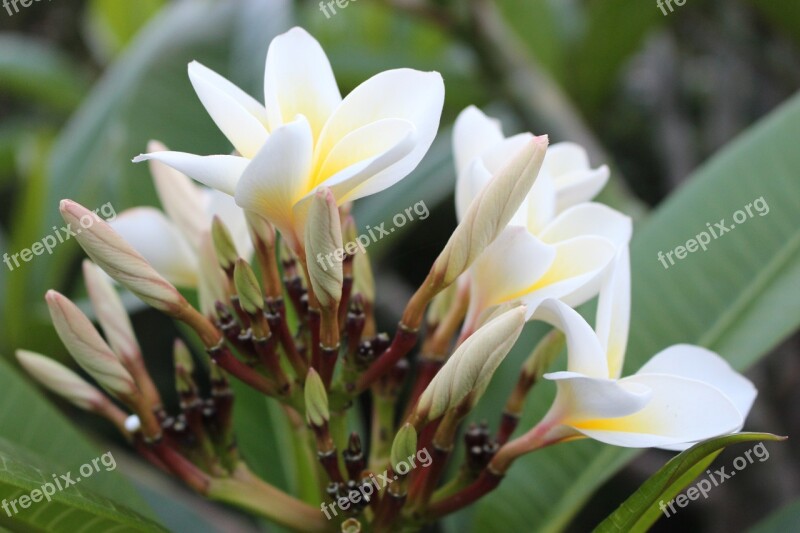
[0,0,798,531]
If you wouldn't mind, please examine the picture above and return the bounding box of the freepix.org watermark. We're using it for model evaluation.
[1,451,117,517]
[659,442,770,518]
[657,196,769,270]
[3,0,52,17]
[320,447,432,519]
[316,200,429,272]
[3,202,117,272]
[656,0,688,16]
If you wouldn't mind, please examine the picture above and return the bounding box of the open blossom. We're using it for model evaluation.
[113,141,251,289]
[134,27,444,249]
[523,249,757,449]
[452,106,630,325]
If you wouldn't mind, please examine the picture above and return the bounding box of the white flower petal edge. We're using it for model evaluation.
[264,26,341,140]
[133,151,248,196]
[595,247,630,379]
[188,61,269,158]
[452,104,504,177]
[532,298,751,449]
[110,208,198,288]
[541,142,610,213]
[637,344,757,451]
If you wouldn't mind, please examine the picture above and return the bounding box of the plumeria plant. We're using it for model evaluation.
[16,27,764,532]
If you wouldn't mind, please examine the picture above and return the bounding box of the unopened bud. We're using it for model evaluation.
[233,259,263,316]
[212,216,239,272]
[431,136,548,287]
[304,187,343,311]
[391,423,418,473]
[60,199,188,315]
[82,260,141,363]
[45,290,137,399]
[16,350,106,411]
[413,306,526,426]
[304,369,329,427]
[173,339,196,395]
[352,247,374,304]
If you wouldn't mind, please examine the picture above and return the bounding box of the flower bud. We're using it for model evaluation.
[45,290,137,400]
[413,306,526,426]
[60,199,188,315]
[390,423,418,473]
[304,368,329,428]
[82,260,141,363]
[173,339,197,395]
[16,350,106,411]
[352,248,374,304]
[197,231,230,317]
[431,136,548,287]
[211,216,239,272]
[304,187,343,311]
[233,258,263,316]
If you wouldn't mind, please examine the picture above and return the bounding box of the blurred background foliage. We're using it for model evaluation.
[0,0,798,531]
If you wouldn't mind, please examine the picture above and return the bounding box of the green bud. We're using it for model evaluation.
[233,259,263,316]
[390,423,418,473]
[304,369,329,427]
[211,216,239,272]
[173,339,196,394]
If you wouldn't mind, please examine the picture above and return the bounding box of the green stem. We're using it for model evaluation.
[207,464,329,532]
[368,393,396,473]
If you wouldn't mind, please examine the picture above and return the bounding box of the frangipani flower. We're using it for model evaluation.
[452,107,630,326]
[113,141,251,289]
[523,250,757,449]
[134,27,444,248]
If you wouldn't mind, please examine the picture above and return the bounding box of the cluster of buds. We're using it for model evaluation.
[16,26,759,533]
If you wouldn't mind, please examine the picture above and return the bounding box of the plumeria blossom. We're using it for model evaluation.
[113,141,251,294]
[452,106,631,326]
[523,249,757,449]
[133,27,444,249]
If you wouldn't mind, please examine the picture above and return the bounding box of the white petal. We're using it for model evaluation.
[595,247,631,378]
[234,116,314,240]
[575,373,743,448]
[188,61,269,158]
[544,371,651,422]
[540,203,632,247]
[637,344,757,424]
[146,141,207,249]
[452,106,504,177]
[133,151,248,196]
[520,236,617,310]
[312,118,417,195]
[314,68,444,198]
[533,299,608,377]
[542,142,609,211]
[521,167,557,234]
[470,227,556,311]
[455,158,492,223]
[264,27,341,140]
[109,208,198,288]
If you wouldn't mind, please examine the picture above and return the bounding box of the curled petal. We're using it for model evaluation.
[542,142,609,212]
[575,373,743,448]
[533,299,608,378]
[540,203,632,248]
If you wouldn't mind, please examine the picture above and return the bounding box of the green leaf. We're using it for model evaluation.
[595,433,785,533]
[0,437,167,532]
[0,358,153,516]
[0,35,88,111]
[83,0,167,63]
[469,92,800,531]
[749,497,800,533]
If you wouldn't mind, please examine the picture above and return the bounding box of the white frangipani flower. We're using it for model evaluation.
[452,106,631,326]
[520,250,757,450]
[113,141,252,289]
[134,27,445,248]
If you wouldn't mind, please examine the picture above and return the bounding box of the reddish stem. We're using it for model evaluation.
[426,469,503,519]
[356,326,418,392]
